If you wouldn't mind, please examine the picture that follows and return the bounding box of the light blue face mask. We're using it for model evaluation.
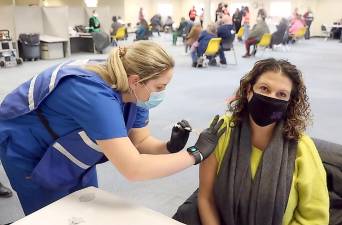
[134,84,166,109]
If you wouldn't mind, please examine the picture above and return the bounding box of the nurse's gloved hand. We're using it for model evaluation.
[194,115,226,162]
[167,120,192,153]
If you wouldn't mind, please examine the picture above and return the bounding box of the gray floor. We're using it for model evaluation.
[0,34,342,224]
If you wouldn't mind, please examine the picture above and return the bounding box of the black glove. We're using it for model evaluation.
[194,115,226,162]
[167,120,192,153]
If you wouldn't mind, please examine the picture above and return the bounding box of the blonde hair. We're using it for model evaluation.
[206,22,217,34]
[86,40,175,92]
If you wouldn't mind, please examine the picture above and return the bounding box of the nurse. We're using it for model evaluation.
[0,41,225,215]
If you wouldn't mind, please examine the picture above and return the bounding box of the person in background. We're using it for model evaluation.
[118,16,125,25]
[241,6,250,40]
[242,9,269,58]
[270,18,289,49]
[200,8,205,28]
[150,14,162,36]
[222,4,229,16]
[89,10,101,33]
[185,22,202,53]
[191,23,227,67]
[303,9,314,39]
[110,16,122,36]
[215,3,223,22]
[232,8,242,33]
[139,7,144,21]
[217,15,235,44]
[135,19,148,41]
[288,14,305,43]
[135,19,149,41]
[291,7,300,23]
[172,17,188,45]
[189,6,197,22]
[163,16,174,32]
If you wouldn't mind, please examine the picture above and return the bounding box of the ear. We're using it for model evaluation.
[127,75,141,88]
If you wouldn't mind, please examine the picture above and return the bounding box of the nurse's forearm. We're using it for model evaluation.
[98,137,195,181]
[130,151,195,181]
[136,136,169,155]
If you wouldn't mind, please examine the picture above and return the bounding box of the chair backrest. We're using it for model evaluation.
[257,33,272,47]
[237,27,244,38]
[321,25,327,32]
[204,38,222,56]
[115,26,126,40]
[222,35,235,51]
[294,27,307,38]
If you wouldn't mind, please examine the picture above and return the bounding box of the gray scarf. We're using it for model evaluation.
[214,118,297,225]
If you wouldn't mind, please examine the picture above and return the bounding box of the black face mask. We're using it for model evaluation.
[247,92,289,127]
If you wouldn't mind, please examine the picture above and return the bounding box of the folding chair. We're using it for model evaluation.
[321,25,332,41]
[293,27,307,42]
[255,33,272,57]
[197,38,222,67]
[113,26,126,41]
[237,27,244,41]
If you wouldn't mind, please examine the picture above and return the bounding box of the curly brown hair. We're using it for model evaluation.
[228,58,311,140]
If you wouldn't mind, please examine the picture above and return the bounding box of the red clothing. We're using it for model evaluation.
[189,9,197,20]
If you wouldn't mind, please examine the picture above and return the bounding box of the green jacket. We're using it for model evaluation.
[89,16,101,32]
[248,20,269,41]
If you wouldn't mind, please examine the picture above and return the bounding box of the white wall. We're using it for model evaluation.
[124,0,152,25]
[310,0,342,36]
[42,6,69,38]
[0,0,13,6]
[14,6,44,39]
[0,5,16,39]
[68,7,87,27]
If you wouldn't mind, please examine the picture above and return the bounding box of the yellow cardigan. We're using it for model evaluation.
[214,115,329,225]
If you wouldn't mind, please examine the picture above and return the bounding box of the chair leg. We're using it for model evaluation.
[232,48,237,65]
[259,47,266,57]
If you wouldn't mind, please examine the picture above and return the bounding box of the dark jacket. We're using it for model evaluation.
[217,24,235,41]
[271,19,289,46]
[197,30,216,56]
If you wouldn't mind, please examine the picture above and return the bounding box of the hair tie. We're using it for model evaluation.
[118,46,127,57]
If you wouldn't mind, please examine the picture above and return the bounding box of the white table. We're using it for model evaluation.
[12,187,185,225]
[39,35,68,59]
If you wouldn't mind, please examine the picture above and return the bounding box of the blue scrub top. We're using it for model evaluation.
[0,75,149,170]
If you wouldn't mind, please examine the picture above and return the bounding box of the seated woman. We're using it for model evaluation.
[217,15,235,47]
[287,14,305,43]
[270,18,289,48]
[172,17,189,45]
[185,22,202,52]
[135,19,149,41]
[242,9,269,57]
[150,14,162,36]
[163,16,174,32]
[197,58,329,225]
[110,16,122,36]
[191,23,227,67]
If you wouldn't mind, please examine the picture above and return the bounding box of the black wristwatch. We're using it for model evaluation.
[187,146,203,165]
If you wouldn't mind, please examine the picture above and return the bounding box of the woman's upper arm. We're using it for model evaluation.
[291,136,329,225]
[199,153,219,200]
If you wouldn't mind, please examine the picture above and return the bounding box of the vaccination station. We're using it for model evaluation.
[0,0,342,224]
